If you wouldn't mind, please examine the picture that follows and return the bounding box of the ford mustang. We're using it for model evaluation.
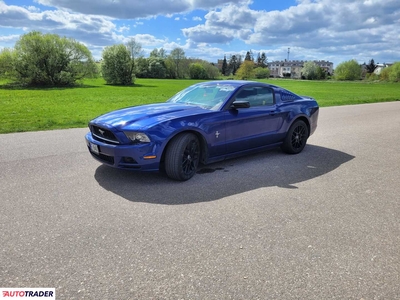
[85,80,319,181]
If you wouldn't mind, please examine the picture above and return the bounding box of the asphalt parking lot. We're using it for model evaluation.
[1,102,399,299]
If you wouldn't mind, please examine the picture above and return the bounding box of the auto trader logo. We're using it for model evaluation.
[0,288,55,299]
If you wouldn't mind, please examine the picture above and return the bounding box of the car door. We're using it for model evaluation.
[223,86,286,154]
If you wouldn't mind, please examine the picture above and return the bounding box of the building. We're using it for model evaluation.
[268,60,334,79]
[374,63,393,75]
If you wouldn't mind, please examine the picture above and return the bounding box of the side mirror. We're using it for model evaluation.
[231,100,250,109]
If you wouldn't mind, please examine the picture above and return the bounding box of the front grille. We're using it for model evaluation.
[90,151,115,165]
[91,125,119,144]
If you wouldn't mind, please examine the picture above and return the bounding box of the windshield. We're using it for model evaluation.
[167,83,236,110]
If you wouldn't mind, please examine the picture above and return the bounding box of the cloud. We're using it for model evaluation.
[33,0,249,19]
[0,2,121,46]
[1,0,399,65]
[181,0,400,64]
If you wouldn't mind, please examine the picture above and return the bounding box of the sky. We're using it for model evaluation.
[0,0,399,67]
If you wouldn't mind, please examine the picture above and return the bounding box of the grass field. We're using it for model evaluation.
[1,78,399,134]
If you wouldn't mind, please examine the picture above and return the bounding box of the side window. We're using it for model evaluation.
[255,87,274,105]
[236,87,274,107]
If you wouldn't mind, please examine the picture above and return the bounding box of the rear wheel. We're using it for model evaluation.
[281,120,309,154]
[165,133,200,181]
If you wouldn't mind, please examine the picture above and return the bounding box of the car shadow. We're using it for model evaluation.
[94,145,354,205]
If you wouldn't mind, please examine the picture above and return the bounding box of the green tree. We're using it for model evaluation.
[387,62,400,82]
[135,57,149,78]
[222,55,228,76]
[101,44,134,85]
[9,31,96,86]
[201,61,220,79]
[150,48,167,59]
[365,59,377,74]
[0,48,17,79]
[334,60,362,81]
[301,61,326,80]
[254,67,270,79]
[228,54,241,75]
[189,63,207,79]
[169,47,186,79]
[256,52,267,68]
[126,38,142,69]
[148,57,167,79]
[236,60,255,79]
[245,51,253,61]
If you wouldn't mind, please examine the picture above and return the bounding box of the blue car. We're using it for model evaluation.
[85,80,319,181]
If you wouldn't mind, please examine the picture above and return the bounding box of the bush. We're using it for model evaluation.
[101,44,135,85]
[5,31,97,86]
[334,60,362,81]
[147,58,166,79]
[235,60,255,80]
[0,48,17,79]
[365,73,379,81]
[254,67,270,79]
[379,67,390,81]
[302,61,326,80]
[388,62,400,82]
[200,61,220,79]
[189,63,208,79]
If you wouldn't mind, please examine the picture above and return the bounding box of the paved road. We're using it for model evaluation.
[1,102,399,299]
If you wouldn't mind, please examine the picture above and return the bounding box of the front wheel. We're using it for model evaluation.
[281,120,309,154]
[165,133,200,181]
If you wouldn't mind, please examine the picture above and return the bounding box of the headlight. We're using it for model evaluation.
[124,132,151,143]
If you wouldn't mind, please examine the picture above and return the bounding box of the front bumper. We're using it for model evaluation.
[85,132,161,171]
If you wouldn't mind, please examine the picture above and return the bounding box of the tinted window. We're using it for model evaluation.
[236,87,274,107]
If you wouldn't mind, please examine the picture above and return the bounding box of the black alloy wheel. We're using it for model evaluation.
[165,133,200,181]
[281,120,309,154]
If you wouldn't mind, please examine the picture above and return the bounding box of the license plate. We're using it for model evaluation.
[90,143,99,155]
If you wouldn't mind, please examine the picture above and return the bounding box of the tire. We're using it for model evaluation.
[281,120,309,154]
[165,133,200,181]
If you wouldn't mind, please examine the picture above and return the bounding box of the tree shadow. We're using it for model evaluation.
[0,83,100,90]
[94,145,355,205]
[104,83,158,88]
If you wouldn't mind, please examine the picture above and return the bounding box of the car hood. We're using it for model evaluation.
[91,103,210,131]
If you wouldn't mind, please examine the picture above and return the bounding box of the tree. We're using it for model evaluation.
[101,44,134,85]
[126,38,143,69]
[7,31,97,86]
[150,48,167,58]
[228,54,242,75]
[135,57,149,78]
[0,48,17,79]
[254,67,270,79]
[256,52,267,67]
[335,60,362,81]
[301,61,325,80]
[245,51,253,61]
[169,47,186,78]
[366,59,377,74]
[235,60,255,79]
[201,61,220,79]
[259,52,267,67]
[387,62,400,82]
[189,63,208,79]
[222,55,228,76]
[148,57,167,79]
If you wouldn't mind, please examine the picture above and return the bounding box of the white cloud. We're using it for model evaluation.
[1,0,399,65]
[33,0,248,19]
[0,2,120,46]
[181,0,400,64]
